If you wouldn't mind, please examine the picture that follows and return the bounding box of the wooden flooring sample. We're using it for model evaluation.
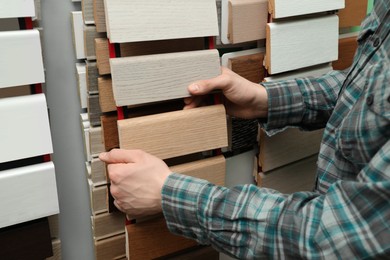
[95,234,126,260]
[71,11,86,60]
[338,0,368,28]
[0,30,44,88]
[82,0,94,24]
[46,239,61,260]
[269,0,344,19]
[265,15,338,75]
[84,25,105,60]
[118,105,228,160]
[333,33,358,71]
[76,63,88,109]
[264,63,332,82]
[0,0,35,19]
[86,60,99,93]
[95,37,205,75]
[89,180,108,215]
[0,162,59,228]
[90,157,107,185]
[0,85,31,98]
[89,126,105,156]
[228,0,268,44]
[93,0,106,32]
[92,211,125,240]
[104,0,218,43]
[0,94,53,163]
[98,77,116,113]
[126,216,197,260]
[111,49,220,106]
[228,50,266,83]
[170,156,226,186]
[101,114,119,151]
[259,128,323,172]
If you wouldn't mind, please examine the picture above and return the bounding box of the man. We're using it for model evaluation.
[100,1,389,258]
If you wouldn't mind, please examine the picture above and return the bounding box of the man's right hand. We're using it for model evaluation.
[184,67,268,119]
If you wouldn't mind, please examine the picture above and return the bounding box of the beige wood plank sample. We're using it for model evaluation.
[46,239,61,260]
[118,105,228,160]
[82,0,94,24]
[259,128,323,172]
[0,0,35,19]
[76,63,88,109]
[126,216,197,260]
[71,11,86,60]
[84,25,105,60]
[104,0,219,43]
[92,211,125,240]
[95,234,126,260]
[338,0,368,28]
[98,77,116,113]
[265,15,338,75]
[170,156,226,186]
[228,0,268,44]
[89,126,105,156]
[111,49,221,106]
[93,0,106,32]
[269,0,344,19]
[90,157,107,185]
[333,33,358,71]
[89,180,108,214]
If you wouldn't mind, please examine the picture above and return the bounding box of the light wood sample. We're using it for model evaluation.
[84,25,105,60]
[259,128,323,172]
[225,49,266,83]
[269,0,344,19]
[264,63,332,82]
[111,49,221,106]
[95,234,126,260]
[82,0,94,24]
[98,77,116,113]
[76,63,87,109]
[228,0,268,44]
[71,11,86,60]
[89,180,108,214]
[0,162,59,228]
[93,0,106,32]
[89,126,105,156]
[48,215,60,239]
[95,37,205,75]
[46,239,61,260]
[0,94,53,163]
[265,15,339,75]
[0,0,35,19]
[170,155,226,186]
[118,105,228,160]
[126,216,197,260]
[333,33,358,71]
[86,60,99,93]
[90,157,107,185]
[338,0,368,28]
[0,30,44,88]
[92,211,125,240]
[103,0,219,43]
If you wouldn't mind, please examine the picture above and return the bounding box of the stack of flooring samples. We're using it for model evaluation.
[0,1,61,259]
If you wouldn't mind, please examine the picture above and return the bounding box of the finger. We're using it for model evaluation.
[183,96,204,110]
[188,71,229,96]
[99,149,144,164]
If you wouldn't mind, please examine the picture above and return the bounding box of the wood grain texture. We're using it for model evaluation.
[0,0,35,19]
[90,157,107,185]
[98,77,116,113]
[89,126,105,156]
[264,63,332,82]
[111,49,221,106]
[95,234,126,260]
[229,52,266,83]
[0,162,59,228]
[82,0,94,24]
[89,180,108,214]
[170,156,226,186]
[93,0,106,32]
[101,114,119,151]
[259,128,323,172]
[126,216,197,260]
[95,37,205,75]
[88,94,102,119]
[86,60,99,93]
[118,105,228,160]
[84,25,105,60]
[104,0,218,43]
[48,215,60,239]
[71,11,86,60]
[0,94,53,163]
[269,0,344,19]
[260,154,317,193]
[228,0,268,44]
[76,63,87,109]
[0,85,31,98]
[338,0,368,28]
[92,211,125,240]
[333,33,358,71]
[0,30,44,88]
[46,239,61,260]
[265,15,339,75]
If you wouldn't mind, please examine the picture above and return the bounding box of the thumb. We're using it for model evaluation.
[188,74,227,96]
[99,149,141,164]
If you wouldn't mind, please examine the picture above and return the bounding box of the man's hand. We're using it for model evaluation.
[99,149,171,219]
[184,67,268,119]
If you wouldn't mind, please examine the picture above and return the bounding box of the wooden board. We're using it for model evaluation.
[76,63,88,109]
[95,37,205,75]
[111,49,221,106]
[93,0,106,32]
[89,126,105,156]
[86,60,99,93]
[0,94,53,163]
[0,30,44,88]
[338,0,368,28]
[0,0,35,19]
[98,77,116,113]
[333,33,358,71]
[92,211,125,240]
[126,216,197,260]
[95,234,126,260]
[227,0,268,44]
[118,105,228,160]
[260,154,318,193]
[0,85,31,98]
[104,0,219,43]
[89,180,108,214]
[259,128,323,172]
[166,246,219,260]
[101,114,119,151]
[0,162,59,228]
[269,0,344,19]
[90,157,107,185]
[48,215,60,239]
[46,239,61,260]
[170,156,226,186]
[71,11,86,60]
[0,18,20,31]
[264,63,332,82]
[88,94,102,120]
[82,0,94,24]
[84,25,105,60]
[265,15,338,75]
[80,113,91,161]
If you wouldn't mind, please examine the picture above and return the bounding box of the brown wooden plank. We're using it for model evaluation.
[93,0,106,32]
[84,25,105,60]
[333,35,358,70]
[98,76,116,113]
[95,234,126,260]
[46,239,61,260]
[0,85,31,98]
[101,114,119,151]
[228,52,266,83]
[86,60,99,93]
[338,0,368,28]
[95,38,110,75]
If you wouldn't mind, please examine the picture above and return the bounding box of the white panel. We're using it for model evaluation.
[0,0,35,19]
[266,15,338,74]
[270,0,344,18]
[0,162,59,228]
[71,11,86,59]
[264,63,333,82]
[0,29,45,88]
[76,63,87,109]
[104,0,219,43]
[0,94,53,163]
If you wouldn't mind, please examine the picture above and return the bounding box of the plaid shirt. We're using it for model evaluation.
[162,1,390,259]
